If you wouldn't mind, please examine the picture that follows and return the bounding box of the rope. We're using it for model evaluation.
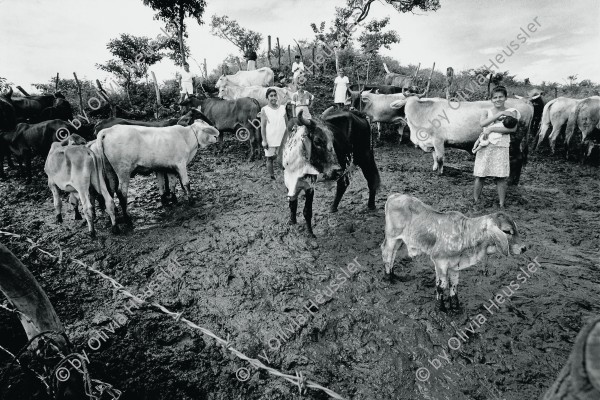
[0,230,348,400]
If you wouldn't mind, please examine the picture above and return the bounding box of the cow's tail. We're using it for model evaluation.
[536,98,556,148]
[95,130,115,195]
[565,101,583,146]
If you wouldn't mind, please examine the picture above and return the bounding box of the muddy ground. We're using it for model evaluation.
[1,129,599,400]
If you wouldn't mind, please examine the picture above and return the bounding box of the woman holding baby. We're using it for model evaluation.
[473,86,520,209]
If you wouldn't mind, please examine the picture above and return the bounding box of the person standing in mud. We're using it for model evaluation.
[473,86,519,209]
[333,69,350,109]
[261,88,288,180]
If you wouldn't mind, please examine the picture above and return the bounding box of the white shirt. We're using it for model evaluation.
[180,69,194,84]
[292,62,305,76]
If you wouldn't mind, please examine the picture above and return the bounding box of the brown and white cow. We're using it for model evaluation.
[96,120,219,225]
[381,194,526,311]
[215,67,274,89]
[44,134,119,237]
[390,96,533,185]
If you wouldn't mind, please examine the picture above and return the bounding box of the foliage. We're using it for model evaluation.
[0,77,12,92]
[210,15,263,55]
[141,0,207,63]
[96,34,166,87]
[358,17,400,55]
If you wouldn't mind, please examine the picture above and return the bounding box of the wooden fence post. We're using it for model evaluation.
[150,71,161,119]
[277,38,281,68]
[312,47,316,75]
[73,72,87,119]
[55,73,59,91]
[268,35,272,67]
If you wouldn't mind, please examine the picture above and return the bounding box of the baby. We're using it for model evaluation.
[472,113,519,154]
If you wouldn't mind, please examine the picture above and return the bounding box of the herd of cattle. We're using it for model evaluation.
[0,66,598,238]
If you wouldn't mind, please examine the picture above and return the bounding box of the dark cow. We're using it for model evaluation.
[179,98,262,161]
[278,109,380,237]
[515,88,545,148]
[0,89,17,175]
[0,88,16,131]
[10,90,73,123]
[0,119,72,181]
[94,117,180,135]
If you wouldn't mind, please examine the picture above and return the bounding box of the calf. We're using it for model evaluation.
[381,194,526,311]
[44,134,118,237]
[97,120,219,225]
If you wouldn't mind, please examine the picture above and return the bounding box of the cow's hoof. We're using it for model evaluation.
[89,230,97,239]
[288,218,297,225]
[436,298,447,313]
[307,230,316,239]
[56,215,63,224]
[329,205,339,213]
[367,203,376,211]
[188,198,195,206]
[74,212,83,220]
[448,295,460,312]
[111,225,120,235]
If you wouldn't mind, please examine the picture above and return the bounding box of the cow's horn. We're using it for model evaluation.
[2,87,13,99]
[297,109,310,126]
[416,88,428,98]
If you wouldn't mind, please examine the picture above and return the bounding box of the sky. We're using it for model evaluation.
[0,0,598,94]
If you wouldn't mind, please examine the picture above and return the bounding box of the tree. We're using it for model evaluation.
[142,0,207,65]
[566,74,578,88]
[96,34,165,104]
[210,15,263,58]
[357,17,400,55]
[312,0,439,72]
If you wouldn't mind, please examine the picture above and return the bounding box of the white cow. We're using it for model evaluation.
[219,83,292,107]
[97,120,219,226]
[390,96,533,185]
[537,97,582,152]
[215,67,274,89]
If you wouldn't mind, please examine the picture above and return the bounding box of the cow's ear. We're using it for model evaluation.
[488,224,509,256]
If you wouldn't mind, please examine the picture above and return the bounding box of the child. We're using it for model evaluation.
[292,55,305,85]
[333,69,349,109]
[291,84,315,119]
[473,86,519,209]
[472,115,519,153]
[261,88,288,180]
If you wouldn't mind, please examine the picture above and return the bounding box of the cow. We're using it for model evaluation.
[279,110,341,238]
[96,120,219,226]
[178,98,262,161]
[347,84,404,110]
[94,117,180,135]
[390,96,533,185]
[381,194,526,311]
[44,134,119,237]
[215,67,274,89]
[10,91,72,123]
[515,88,544,142]
[278,109,380,236]
[536,97,582,152]
[0,119,73,181]
[320,107,381,213]
[218,83,292,108]
[0,88,16,131]
[383,63,415,88]
[565,96,600,147]
[359,90,408,139]
[0,89,17,176]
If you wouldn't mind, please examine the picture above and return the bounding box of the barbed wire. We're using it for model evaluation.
[0,230,348,400]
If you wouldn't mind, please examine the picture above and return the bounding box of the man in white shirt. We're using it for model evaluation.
[292,55,305,85]
[178,62,195,103]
